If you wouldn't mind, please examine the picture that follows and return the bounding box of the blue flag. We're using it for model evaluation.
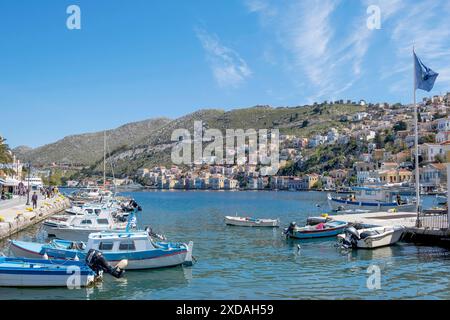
[414,51,438,92]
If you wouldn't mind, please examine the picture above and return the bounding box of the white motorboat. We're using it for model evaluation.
[65,204,116,216]
[225,216,280,227]
[43,211,131,241]
[66,198,137,218]
[68,187,113,203]
[328,186,416,212]
[337,225,405,249]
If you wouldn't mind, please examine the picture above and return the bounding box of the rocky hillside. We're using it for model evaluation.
[15,103,366,176]
[14,118,171,165]
[101,103,366,176]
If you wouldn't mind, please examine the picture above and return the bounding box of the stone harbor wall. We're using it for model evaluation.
[0,196,70,241]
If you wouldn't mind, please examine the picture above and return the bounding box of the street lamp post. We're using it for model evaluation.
[26,162,31,206]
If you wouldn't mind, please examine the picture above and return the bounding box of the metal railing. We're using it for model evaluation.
[418,210,449,230]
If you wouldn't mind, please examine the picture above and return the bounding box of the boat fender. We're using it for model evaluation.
[43,253,49,260]
[115,259,129,271]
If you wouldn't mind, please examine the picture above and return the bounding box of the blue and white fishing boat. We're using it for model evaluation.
[328,186,416,213]
[284,218,348,239]
[0,257,97,287]
[10,230,194,270]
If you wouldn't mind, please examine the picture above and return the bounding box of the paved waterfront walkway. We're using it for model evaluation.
[0,194,70,240]
[0,194,45,222]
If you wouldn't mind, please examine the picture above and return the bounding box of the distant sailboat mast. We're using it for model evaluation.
[103,131,106,189]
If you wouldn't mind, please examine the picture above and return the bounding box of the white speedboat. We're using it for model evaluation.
[338,225,405,249]
[225,216,280,227]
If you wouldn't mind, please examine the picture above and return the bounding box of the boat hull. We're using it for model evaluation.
[0,258,95,287]
[10,240,191,270]
[225,216,280,227]
[289,225,347,239]
[46,227,126,241]
[0,273,95,287]
[355,228,404,249]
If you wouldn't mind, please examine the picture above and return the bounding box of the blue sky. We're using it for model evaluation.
[1,0,450,148]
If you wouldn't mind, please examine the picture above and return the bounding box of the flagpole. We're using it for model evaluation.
[413,46,421,227]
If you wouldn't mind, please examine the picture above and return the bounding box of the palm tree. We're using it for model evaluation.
[0,136,13,164]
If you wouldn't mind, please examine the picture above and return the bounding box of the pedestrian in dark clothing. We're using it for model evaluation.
[32,192,38,209]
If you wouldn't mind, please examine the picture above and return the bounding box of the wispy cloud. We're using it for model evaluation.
[245,0,371,102]
[245,0,450,102]
[379,0,450,92]
[195,28,252,89]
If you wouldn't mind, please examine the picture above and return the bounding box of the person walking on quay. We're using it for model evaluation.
[31,192,38,209]
[18,182,24,197]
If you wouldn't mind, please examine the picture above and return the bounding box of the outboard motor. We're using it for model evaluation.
[341,226,360,249]
[85,249,127,279]
[129,200,142,211]
[145,226,167,241]
[117,215,128,223]
[121,200,142,213]
[285,222,297,237]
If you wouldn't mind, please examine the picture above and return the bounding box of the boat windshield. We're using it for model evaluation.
[97,219,109,225]
[99,242,114,251]
[119,241,136,251]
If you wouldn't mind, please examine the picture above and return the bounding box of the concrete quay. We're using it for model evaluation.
[331,211,418,228]
[0,194,70,241]
[332,210,450,247]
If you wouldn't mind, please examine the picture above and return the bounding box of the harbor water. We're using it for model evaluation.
[0,191,449,300]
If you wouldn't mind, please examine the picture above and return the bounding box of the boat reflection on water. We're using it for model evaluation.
[349,246,396,260]
[88,265,193,299]
[0,263,193,300]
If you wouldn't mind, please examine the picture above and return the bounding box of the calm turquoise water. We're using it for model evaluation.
[1,191,449,300]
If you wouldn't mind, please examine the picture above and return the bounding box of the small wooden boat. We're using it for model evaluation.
[224,216,280,227]
[284,219,348,239]
[0,257,97,287]
[337,225,405,249]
